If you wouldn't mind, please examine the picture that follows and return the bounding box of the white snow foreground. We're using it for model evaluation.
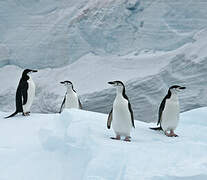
[0,108,207,180]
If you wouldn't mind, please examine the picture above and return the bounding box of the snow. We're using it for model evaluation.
[0,108,207,180]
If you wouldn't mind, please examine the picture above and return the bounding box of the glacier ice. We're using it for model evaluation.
[1,0,207,68]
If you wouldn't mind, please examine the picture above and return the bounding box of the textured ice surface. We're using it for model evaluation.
[1,0,207,68]
[1,30,207,122]
[0,108,207,180]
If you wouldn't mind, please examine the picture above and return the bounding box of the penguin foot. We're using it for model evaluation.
[165,131,172,137]
[165,131,178,137]
[110,135,121,140]
[172,133,178,137]
[124,137,131,142]
[23,112,30,116]
[165,133,173,137]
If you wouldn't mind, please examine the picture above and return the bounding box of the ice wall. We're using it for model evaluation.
[2,29,207,122]
[1,1,207,122]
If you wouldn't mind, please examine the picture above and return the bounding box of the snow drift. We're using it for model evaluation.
[0,108,207,180]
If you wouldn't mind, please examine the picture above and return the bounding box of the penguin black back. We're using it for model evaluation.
[150,85,186,131]
[5,69,37,118]
[157,85,186,126]
[120,82,135,128]
[108,80,135,128]
[157,89,171,126]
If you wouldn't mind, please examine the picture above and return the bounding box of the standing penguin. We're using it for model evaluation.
[150,85,186,137]
[5,69,38,118]
[107,81,135,142]
[59,81,82,113]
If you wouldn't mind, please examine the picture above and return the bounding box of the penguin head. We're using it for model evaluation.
[169,85,186,93]
[23,69,38,75]
[108,81,125,87]
[60,81,73,88]
[22,69,38,79]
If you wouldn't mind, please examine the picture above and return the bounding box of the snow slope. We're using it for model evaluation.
[0,108,207,180]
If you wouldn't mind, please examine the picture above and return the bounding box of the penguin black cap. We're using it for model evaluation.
[108,81,124,86]
[23,69,38,74]
[169,85,186,90]
[60,81,73,84]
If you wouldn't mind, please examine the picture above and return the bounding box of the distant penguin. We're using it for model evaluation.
[150,85,186,137]
[107,81,135,142]
[59,81,82,113]
[5,69,38,118]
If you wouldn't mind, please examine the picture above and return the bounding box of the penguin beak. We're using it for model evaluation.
[176,86,186,92]
[108,81,115,85]
[60,82,65,84]
[32,70,38,73]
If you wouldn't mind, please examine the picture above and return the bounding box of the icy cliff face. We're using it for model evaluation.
[1,1,207,122]
[83,54,207,122]
[83,29,207,122]
[1,0,207,68]
[1,30,207,122]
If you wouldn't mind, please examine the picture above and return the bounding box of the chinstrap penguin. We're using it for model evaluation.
[107,81,135,142]
[59,81,82,113]
[5,69,38,118]
[150,85,186,137]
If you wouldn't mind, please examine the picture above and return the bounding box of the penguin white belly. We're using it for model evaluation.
[23,78,35,112]
[161,98,179,131]
[65,93,79,109]
[112,97,132,136]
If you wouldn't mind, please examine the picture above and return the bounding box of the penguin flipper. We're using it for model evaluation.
[4,111,18,119]
[158,98,166,126]
[128,102,135,128]
[20,81,28,105]
[107,109,113,129]
[78,99,83,109]
[59,95,66,113]
[149,127,162,131]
